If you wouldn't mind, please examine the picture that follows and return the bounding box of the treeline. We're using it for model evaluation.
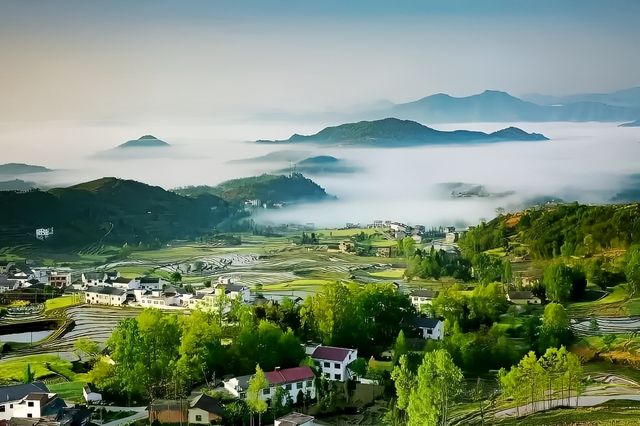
[405,246,471,281]
[86,282,414,403]
[459,203,640,259]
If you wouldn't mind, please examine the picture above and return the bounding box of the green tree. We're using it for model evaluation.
[543,261,574,303]
[390,354,415,423]
[502,260,513,286]
[247,365,269,426]
[406,349,463,426]
[392,330,408,365]
[170,271,182,283]
[23,363,34,383]
[625,246,640,296]
[74,337,101,363]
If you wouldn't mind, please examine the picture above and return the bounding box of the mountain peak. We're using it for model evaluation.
[117,135,170,149]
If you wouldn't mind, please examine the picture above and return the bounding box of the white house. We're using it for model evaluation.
[135,276,168,291]
[12,392,65,419]
[85,286,126,306]
[224,366,316,403]
[413,317,444,340]
[275,413,316,426]
[308,345,358,382]
[81,272,108,286]
[0,382,49,420]
[214,283,250,303]
[390,222,408,232]
[35,227,54,241]
[82,385,102,404]
[409,289,438,312]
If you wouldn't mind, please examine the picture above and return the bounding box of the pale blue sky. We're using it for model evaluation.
[1,0,639,121]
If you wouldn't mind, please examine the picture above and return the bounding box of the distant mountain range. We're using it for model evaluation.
[117,135,170,149]
[0,177,228,247]
[620,119,640,127]
[387,90,639,123]
[257,118,548,147]
[0,163,52,176]
[174,173,332,205]
[522,87,640,109]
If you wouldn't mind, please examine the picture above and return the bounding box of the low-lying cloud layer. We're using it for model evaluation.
[1,120,639,228]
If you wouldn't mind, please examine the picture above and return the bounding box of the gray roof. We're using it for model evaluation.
[82,272,104,281]
[190,394,223,415]
[412,317,442,329]
[86,286,125,296]
[276,412,315,426]
[0,381,48,403]
[139,276,161,284]
[410,289,437,298]
[508,291,536,300]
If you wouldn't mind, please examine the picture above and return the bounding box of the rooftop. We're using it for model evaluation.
[412,317,442,329]
[410,289,437,298]
[190,394,223,415]
[312,346,354,362]
[276,412,315,426]
[507,291,536,300]
[0,382,48,403]
[86,286,126,296]
[265,366,314,385]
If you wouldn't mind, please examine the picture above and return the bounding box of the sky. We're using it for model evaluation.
[1,0,639,122]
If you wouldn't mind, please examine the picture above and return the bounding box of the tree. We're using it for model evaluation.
[406,349,463,426]
[74,337,101,363]
[543,261,574,303]
[170,271,182,284]
[539,303,572,351]
[502,260,513,286]
[625,246,640,296]
[23,363,34,383]
[246,365,269,426]
[390,355,414,423]
[392,330,408,365]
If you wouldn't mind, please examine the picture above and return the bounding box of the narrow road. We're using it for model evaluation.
[494,394,640,418]
[99,406,148,426]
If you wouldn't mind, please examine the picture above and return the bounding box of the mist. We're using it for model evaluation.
[2,119,639,228]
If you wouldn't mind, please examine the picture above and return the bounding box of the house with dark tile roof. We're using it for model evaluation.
[307,345,358,382]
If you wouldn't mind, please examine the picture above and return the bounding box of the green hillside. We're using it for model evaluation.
[174,173,331,205]
[0,177,229,247]
[459,203,640,259]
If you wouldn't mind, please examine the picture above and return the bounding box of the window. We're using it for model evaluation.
[324,373,330,378]
[306,380,313,387]
[0,405,5,413]
[9,404,13,408]
[335,374,341,380]
[27,414,33,418]
[323,362,330,368]
[296,382,302,389]
[195,415,202,422]
[284,384,291,390]
[427,329,433,334]
[28,402,34,407]
[334,363,340,368]
[263,388,270,395]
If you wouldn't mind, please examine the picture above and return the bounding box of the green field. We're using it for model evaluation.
[0,354,85,383]
[369,268,405,279]
[49,381,86,402]
[568,285,640,317]
[45,295,82,312]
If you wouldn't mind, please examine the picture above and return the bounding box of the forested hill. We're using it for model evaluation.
[174,173,332,205]
[0,177,229,247]
[256,118,548,147]
[459,203,640,259]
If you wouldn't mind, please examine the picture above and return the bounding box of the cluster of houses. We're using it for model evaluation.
[82,273,251,311]
[0,262,73,293]
[0,382,91,426]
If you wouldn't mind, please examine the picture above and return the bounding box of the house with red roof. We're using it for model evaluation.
[307,345,358,382]
[223,366,316,404]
